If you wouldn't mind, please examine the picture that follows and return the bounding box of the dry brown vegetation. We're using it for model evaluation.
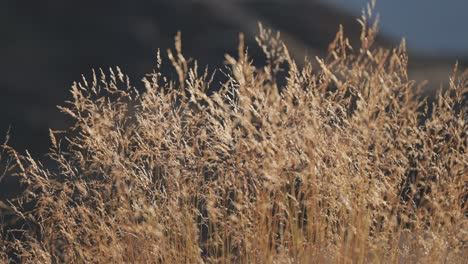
[0,6,467,263]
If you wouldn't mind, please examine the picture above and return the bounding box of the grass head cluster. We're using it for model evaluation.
[0,8,466,263]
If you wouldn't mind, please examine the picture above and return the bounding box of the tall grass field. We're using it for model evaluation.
[0,7,466,263]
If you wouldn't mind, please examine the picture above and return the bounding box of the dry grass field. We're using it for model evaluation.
[0,6,466,263]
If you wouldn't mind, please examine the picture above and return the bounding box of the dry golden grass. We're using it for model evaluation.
[0,7,467,264]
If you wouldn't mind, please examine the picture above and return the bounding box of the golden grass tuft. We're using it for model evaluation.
[0,9,467,263]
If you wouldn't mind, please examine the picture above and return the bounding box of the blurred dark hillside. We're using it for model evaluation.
[0,0,465,159]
